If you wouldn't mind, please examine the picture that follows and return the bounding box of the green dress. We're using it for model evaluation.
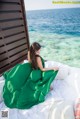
[2,55,58,109]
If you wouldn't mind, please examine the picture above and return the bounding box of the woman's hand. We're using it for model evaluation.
[52,67,59,71]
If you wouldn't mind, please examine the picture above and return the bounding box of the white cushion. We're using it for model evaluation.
[48,100,75,119]
[65,70,80,98]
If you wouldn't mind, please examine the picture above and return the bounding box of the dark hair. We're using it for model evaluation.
[30,42,41,69]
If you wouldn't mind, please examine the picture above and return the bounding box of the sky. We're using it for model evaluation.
[24,0,80,11]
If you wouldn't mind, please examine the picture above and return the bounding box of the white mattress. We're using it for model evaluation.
[0,60,80,119]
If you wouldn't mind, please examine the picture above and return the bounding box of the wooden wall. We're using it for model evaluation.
[0,0,30,75]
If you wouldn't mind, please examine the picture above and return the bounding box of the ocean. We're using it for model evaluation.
[26,8,80,68]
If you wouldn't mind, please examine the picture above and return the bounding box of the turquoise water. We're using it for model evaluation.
[26,8,80,68]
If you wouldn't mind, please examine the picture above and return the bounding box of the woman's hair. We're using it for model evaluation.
[29,42,41,69]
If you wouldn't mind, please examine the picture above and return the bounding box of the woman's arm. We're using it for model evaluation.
[36,57,59,71]
[27,51,31,62]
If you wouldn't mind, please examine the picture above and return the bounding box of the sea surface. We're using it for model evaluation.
[26,8,80,68]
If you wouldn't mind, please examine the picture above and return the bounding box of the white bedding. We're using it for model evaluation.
[0,60,80,119]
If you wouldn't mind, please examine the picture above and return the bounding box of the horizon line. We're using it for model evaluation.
[26,7,80,11]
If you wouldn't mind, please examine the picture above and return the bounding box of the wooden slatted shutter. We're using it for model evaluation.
[0,0,30,75]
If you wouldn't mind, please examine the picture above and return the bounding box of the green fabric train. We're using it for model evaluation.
[2,56,58,109]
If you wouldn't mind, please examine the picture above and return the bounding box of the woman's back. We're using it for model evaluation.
[35,55,45,69]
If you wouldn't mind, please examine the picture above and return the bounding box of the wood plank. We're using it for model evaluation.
[6,38,27,50]
[0,45,27,62]
[0,58,9,68]
[0,64,9,76]
[8,44,27,57]
[0,20,24,29]
[0,42,27,54]
[10,55,27,66]
[0,4,21,11]
[0,12,23,21]
[4,32,26,44]
[2,26,25,37]
[0,64,10,75]
[10,50,27,62]
[0,30,2,39]
[0,47,6,54]
[0,40,4,46]
[0,0,20,3]
[0,53,8,61]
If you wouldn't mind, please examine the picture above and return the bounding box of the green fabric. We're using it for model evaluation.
[2,56,58,109]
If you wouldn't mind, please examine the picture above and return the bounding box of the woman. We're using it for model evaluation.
[28,42,59,90]
[2,42,59,109]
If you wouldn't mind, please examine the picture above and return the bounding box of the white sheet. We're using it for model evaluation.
[0,60,80,119]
